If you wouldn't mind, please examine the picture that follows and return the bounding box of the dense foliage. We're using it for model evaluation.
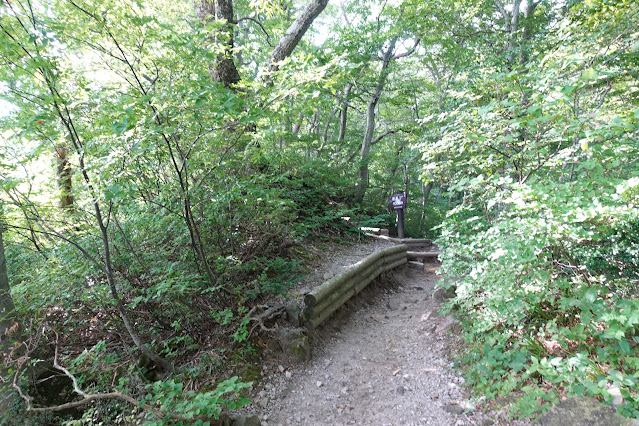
[428,0,639,418]
[0,0,637,423]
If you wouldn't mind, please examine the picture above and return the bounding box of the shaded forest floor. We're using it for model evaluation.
[236,240,530,425]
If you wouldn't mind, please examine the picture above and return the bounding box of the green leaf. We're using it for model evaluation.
[584,288,598,303]
[582,68,598,81]
[619,339,631,354]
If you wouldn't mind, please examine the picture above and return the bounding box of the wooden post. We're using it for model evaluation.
[397,208,405,239]
[390,191,407,239]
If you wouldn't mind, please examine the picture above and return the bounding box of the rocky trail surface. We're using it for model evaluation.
[237,241,527,426]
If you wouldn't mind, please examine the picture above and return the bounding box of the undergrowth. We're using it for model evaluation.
[437,176,639,420]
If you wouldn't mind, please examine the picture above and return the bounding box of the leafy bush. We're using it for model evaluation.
[438,176,639,418]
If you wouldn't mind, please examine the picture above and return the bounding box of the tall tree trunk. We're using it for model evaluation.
[54,145,74,210]
[0,220,16,356]
[269,0,330,69]
[355,38,398,204]
[418,181,433,234]
[195,0,241,87]
[0,219,18,420]
[494,0,522,67]
[338,83,352,142]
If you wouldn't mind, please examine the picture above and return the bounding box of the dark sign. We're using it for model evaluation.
[390,192,407,210]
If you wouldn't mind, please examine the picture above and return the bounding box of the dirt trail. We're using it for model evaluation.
[240,242,525,426]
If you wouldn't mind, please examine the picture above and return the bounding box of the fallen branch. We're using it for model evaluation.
[247,305,285,337]
[10,332,195,422]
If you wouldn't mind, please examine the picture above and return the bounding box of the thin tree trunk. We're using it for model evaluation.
[54,145,74,210]
[418,181,433,234]
[355,38,398,204]
[0,220,16,354]
[41,54,172,372]
[292,112,303,134]
[338,83,352,142]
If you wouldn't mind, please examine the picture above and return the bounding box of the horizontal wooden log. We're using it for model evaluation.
[305,245,407,307]
[365,234,432,246]
[381,244,409,255]
[384,256,407,272]
[384,251,407,265]
[312,259,382,314]
[359,227,381,233]
[309,256,408,328]
[304,245,408,329]
[407,251,440,260]
[305,251,384,307]
[308,265,384,329]
[313,251,406,317]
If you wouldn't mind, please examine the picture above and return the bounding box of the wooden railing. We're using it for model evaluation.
[304,245,408,329]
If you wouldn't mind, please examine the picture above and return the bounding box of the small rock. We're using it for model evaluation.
[316,381,323,387]
[278,365,285,373]
[460,400,476,412]
[436,315,461,334]
[258,397,269,409]
[232,415,261,426]
[432,287,456,303]
[443,404,464,415]
[285,304,301,327]
[396,386,405,396]
[421,311,433,322]
[608,385,623,406]
[386,299,400,311]
[285,371,292,379]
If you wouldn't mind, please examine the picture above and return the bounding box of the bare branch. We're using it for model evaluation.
[371,128,410,146]
[235,17,272,46]
[391,38,421,60]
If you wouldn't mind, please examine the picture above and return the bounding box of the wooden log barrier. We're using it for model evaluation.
[304,245,407,329]
[364,233,432,247]
[407,251,440,260]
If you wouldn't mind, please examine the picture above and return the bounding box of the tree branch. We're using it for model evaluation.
[391,38,420,60]
[371,128,410,146]
[234,17,272,46]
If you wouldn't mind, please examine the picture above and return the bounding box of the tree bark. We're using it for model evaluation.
[338,83,352,142]
[54,145,74,210]
[269,0,330,68]
[195,0,241,87]
[355,38,398,204]
[418,181,433,234]
[0,220,16,356]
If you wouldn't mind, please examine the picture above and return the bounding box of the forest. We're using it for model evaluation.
[0,0,638,423]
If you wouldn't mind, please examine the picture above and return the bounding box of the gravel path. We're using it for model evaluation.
[240,241,526,426]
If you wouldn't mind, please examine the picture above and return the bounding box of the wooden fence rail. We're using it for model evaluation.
[304,245,408,329]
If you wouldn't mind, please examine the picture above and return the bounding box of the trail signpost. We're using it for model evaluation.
[391,191,407,238]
